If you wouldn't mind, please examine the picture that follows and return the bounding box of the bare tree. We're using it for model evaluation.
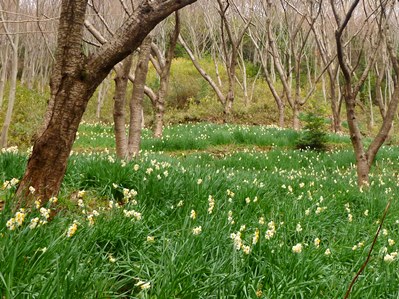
[16,0,198,203]
[148,12,180,138]
[180,0,251,117]
[332,0,399,187]
[311,3,342,132]
[128,36,152,157]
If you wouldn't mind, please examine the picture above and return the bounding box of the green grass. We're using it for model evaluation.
[1,123,399,298]
[73,122,351,153]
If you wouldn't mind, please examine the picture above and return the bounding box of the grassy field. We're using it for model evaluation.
[1,123,399,298]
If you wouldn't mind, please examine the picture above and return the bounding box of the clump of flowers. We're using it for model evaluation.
[227,210,234,224]
[29,217,40,229]
[292,243,303,253]
[40,207,51,220]
[296,223,303,233]
[384,252,398,263]
[242,245,251,255]
[123,209,142,221]
[226,189,235,203]
[2,178,19,190]
[190,209,196,219]
[66,221,79,238]
[78,190,86,198]
[135,280,151,290]
[87,214,95,226]
[208,195,215,214]
[192,226,202,235]
[29,186,35,194]
[230,232,243,250]
[6,209,27,230]
[123,188,138,204]
[252,228,260,245]
[265,221,276,240]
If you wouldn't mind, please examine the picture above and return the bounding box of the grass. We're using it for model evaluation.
[1,123,399,298]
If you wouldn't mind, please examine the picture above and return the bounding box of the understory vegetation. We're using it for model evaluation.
[1,123,399,298]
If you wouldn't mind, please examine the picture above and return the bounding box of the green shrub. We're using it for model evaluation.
[296,113,328,151]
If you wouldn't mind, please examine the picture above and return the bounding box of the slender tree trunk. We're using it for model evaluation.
[20,48,29,85]
[368,74,374,130]
[128,36,152,158]
[96,81,105,119]
[329,74,341,132]
[0,44,8,108]
[0,6,19,148]
[113,55,133,158]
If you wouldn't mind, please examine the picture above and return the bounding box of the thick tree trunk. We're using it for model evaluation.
[356,155,370,187]
[292,104,300,131]
[128,37,152,158]
[16,0,197,202]
[224,92,234,116]
[113,55,133,158]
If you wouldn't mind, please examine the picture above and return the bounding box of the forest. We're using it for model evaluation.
[1,0,399,298]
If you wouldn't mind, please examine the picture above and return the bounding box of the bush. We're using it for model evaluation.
[295,113,328,151]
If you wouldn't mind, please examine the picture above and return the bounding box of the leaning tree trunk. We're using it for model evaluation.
[16,0,197,203]
[128,36,152,158]
[113,55,133,158]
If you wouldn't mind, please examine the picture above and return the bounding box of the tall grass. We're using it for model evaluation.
[1,123,399,298]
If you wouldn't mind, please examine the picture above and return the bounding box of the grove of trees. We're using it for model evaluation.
[0,0,399,202]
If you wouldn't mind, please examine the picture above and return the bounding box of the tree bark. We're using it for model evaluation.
[113,55,133,158]
[128,36,152,158]
[150,12,180,138]
[16,0,197,202]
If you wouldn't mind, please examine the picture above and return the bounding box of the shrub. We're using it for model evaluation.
[295,113,328,151]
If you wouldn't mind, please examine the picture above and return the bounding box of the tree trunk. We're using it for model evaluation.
[153,101,164,138]
[356,155,370,187]
[113,55,133,158]
[0,43,8,108]
[16,0,197,202]
[0,17,19,148]
[128,36,152,158]
[96,80,105,119]
[292,104,300,131]
[278,103,285,128]
[329,76,341,132]
[345,92,370,186]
